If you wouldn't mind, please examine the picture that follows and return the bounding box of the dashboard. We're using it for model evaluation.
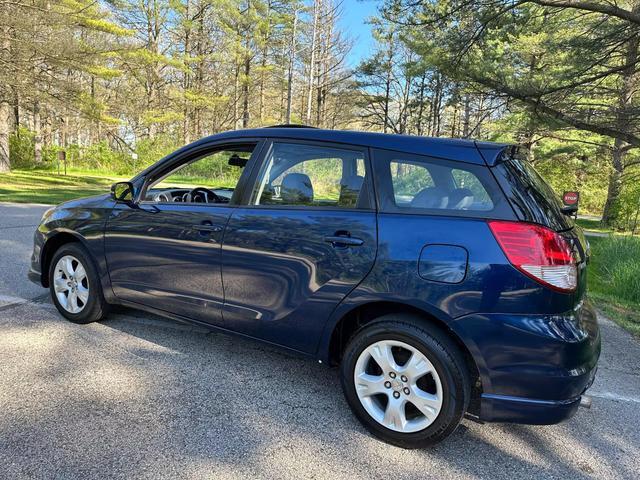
[146,187,234,204]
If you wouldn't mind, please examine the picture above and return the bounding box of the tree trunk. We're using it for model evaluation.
[285,10,298,124]
[258,0,272,124]
[0,99,9,173]
[602,140,626,225]
[233,62,240,129]
[183,0,191,145]
[242,55,251,128]
[33,100,42,164]
[383,32,394,133]
[602,17,639,226]
[463,94,471,138]
[12,88,20,133]
[305,0,320,124]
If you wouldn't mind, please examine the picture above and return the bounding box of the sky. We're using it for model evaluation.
[339,0,381,67]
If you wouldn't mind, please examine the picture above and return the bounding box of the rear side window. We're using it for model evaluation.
[374,148,513,218]
[390,162,435,205]
[385,157,493,212]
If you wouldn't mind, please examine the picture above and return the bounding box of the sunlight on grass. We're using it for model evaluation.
[0,169,127,204]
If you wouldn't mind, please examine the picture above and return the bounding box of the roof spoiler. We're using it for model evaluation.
[476,143,528,167]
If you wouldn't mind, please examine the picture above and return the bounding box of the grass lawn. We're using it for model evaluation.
[576,218,608,232]
[587,235,640,336]
[576,217,639,236]
[0,169,127,204]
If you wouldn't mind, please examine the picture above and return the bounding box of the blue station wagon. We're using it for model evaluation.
[29,126,600,448]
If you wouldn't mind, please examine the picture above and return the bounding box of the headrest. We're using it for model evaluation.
[281,173,314,204]
[448,188,474,210]
[411,187,448,209]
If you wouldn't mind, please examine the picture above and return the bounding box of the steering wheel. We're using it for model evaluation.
[187,187,223,204]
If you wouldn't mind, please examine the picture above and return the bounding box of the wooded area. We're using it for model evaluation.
[1,0,639,228]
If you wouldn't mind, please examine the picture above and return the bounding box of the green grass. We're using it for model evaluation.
[587,235,640,336]
[576,218,609,232]
[0,169,127,204]
[576,217,640,236]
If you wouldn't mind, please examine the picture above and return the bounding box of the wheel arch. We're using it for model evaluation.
[322,300,485,409]
[40,230,89,287]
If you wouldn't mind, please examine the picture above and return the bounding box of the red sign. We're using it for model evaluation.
[562,191,579,206]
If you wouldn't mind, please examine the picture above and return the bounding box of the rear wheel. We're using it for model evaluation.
[340,315,470,448]
[49,243,108,324]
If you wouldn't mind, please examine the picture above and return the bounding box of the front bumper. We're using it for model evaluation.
[28,267,42,285]
[28,228,46,286]
[454,299,600,425]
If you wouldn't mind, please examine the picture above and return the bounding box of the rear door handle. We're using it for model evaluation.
[324,235,364,247]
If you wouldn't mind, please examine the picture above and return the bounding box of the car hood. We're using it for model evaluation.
[54,193,113,210]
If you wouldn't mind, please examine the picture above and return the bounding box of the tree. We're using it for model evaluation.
[0,0,128,171]
[386,0,640,225]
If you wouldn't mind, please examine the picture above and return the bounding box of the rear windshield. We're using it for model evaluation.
[493,152,573,231]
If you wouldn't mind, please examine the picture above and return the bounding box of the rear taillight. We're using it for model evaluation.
[488,220,577,293]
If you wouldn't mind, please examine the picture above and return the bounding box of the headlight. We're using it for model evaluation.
[41,207,55,222]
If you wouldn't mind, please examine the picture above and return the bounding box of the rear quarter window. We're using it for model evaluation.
[374,149,511,218]
[492,152,574,231]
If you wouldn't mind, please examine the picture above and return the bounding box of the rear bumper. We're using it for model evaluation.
[480,394,581,424]
[453,299,600,425]
[479,364,597,424]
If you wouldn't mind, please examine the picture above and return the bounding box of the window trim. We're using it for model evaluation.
[372,147,515,220]
[137,139,266,207]
[238,138,376,212]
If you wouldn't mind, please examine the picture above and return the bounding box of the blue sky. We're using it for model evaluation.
[339,0,381,67]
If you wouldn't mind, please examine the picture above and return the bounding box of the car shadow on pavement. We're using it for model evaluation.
[97,309,636,479]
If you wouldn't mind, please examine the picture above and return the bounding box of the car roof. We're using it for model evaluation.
[201,127,511,166]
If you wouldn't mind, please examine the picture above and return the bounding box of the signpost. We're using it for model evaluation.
[57,150,67,176]
[562,191,579,219]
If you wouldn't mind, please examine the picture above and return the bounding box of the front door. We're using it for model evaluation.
[104,142,260,325]
[221,141,377,353]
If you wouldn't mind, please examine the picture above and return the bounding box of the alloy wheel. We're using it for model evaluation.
[353,339,443,433]
[53,255,89,314]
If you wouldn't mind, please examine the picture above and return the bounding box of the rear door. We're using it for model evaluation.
[220,140,377,353]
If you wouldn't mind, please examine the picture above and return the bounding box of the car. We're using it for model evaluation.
[28,126,600,448]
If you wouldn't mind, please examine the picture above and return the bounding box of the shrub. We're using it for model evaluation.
[9,127,36,168]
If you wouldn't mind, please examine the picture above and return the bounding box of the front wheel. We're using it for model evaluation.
[340,315,470,448]
[49,243,109,324]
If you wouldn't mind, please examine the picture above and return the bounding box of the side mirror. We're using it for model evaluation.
[111,181,135,203]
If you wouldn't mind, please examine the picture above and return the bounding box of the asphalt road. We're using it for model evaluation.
[1,202,639,479]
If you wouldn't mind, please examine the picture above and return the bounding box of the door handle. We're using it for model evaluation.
[324,235,364,247]
[194,223,223,234]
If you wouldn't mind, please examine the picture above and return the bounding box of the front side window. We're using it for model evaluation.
[143,144,255,204]
[378,150,497,213]
[251,142,369,209]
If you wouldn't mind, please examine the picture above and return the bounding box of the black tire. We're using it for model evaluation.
[340,314,470,448]
[48,242,109,324]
